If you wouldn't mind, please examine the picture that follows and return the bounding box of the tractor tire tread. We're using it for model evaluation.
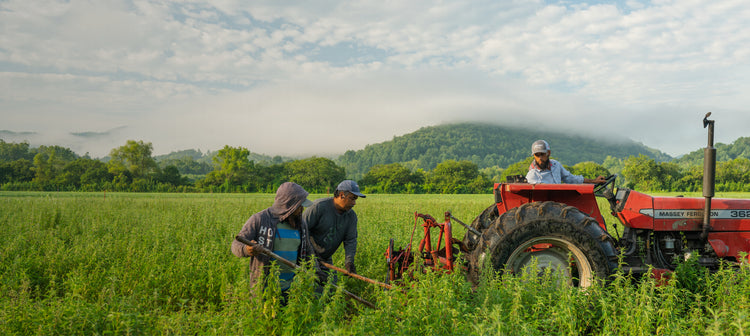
[467,201,618,285]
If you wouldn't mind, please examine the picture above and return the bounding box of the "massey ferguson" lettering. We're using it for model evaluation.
[640,209,750,219]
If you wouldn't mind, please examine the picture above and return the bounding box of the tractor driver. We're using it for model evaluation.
[526,140,607,185]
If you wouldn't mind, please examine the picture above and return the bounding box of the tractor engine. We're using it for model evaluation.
[613,187,750,274]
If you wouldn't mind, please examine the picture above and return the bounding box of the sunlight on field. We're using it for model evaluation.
[2,191,749,335]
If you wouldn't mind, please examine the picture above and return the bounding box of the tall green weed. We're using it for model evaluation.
[2,192,750,335]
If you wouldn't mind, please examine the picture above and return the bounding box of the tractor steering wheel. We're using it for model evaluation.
[593,174,617,197]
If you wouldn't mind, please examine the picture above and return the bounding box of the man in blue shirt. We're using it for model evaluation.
[231,182,314,296]
[525,140,606,185]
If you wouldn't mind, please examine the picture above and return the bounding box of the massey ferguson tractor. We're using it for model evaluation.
[385,113,750,286]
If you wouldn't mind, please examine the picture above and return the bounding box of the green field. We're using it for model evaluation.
[2,192,749,335]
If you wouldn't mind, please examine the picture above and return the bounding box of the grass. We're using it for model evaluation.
[1,191,750,335]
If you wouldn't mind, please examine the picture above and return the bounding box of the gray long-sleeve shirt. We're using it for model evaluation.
[302,197,357,264]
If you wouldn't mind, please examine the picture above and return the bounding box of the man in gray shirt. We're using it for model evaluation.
[303,180,365,282]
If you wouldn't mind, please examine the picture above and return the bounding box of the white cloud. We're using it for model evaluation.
[1,0,749,159]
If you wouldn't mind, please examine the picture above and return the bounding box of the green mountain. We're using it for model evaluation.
[337,123,672,179]
[154,149,208,162]
[672,136,750,167]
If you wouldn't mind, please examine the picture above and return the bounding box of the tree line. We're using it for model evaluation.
[2,138,750,193]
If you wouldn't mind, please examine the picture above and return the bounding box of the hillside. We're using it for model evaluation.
[672,136,750,167]
[337,123,672,179]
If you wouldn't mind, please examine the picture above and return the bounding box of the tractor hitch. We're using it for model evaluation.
[385,212,467,283]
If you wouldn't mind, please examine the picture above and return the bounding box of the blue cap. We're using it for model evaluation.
[337,180,366,198]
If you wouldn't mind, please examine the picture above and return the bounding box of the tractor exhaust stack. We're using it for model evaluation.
[701,112,715,241]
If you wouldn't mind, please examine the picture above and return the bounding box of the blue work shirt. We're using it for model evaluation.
[526,159,584,184]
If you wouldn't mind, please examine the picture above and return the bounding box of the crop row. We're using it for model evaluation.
[1,192,749,335]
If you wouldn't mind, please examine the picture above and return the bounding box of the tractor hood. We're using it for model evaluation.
[615,188,750,261]
[615,189,750,232]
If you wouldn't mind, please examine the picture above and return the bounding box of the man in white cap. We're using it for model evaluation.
[526,140,606,184]
[303,180,366,281]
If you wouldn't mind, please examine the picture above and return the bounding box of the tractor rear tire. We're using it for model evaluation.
[468,201,617,287]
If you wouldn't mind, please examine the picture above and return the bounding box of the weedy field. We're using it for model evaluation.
[1,191,749,335]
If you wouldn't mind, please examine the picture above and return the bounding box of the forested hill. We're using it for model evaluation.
[672,136,750,167]
[337,123,672,178]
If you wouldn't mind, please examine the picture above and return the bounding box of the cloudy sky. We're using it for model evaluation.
[2,0,749,158]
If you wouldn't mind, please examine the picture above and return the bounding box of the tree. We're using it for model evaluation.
[602,156,624,174]
[199,146,254,191]
[32,145,78,187]
[622,155,682,191]
[284,157,345,193]
[0,159,34,184]
[78,159,113,188]
[158,156,212,175]
[479,165,504,183]
[675,165,702,192]
[500,157,533,182]
[155,165,186,186]
[621,155,665,191]
[252,163,286,192]
[569,162,611,180]
[360,163,424,193]
[49,158,111,190]
[425,160,489,194]
[108,140,158,180]
[658,162,683,191]
[216,146,253,185]
[0,140,33,162]
[717,157,750,191]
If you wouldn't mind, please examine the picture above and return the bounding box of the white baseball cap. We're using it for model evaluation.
[531,140,550,155]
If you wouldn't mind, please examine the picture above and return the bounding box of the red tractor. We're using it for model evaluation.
[386,113,750,286]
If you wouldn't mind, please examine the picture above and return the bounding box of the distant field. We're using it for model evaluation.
[2,191,749,335]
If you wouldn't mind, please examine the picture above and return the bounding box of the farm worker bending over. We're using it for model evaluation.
[303,180,365,283]
[526,140,606,185]
[231,182,314,298]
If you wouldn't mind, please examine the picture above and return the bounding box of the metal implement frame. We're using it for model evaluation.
[386,212,458,283]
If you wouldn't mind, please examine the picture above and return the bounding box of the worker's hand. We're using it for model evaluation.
[244,240,259,256]
[345,261,356,274]
[592,176,607,184]
[583,176,608,184]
